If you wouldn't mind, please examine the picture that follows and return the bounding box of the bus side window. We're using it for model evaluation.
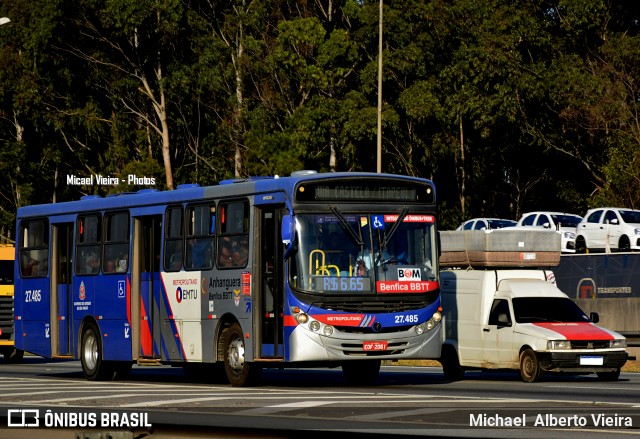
[103,211,129,274]
[218,200,249,269]
[19,219,49,278]
[185,204,215,270]
[76,214,101,275]
[164,206,184,272]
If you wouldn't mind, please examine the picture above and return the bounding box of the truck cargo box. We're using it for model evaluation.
[439,229,561,268]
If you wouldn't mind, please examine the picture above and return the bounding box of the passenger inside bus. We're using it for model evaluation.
[24,258,38,276]
[169,253,182,271]
[218,238,233,267]
[85,253,100,274]
[36,259,48,276]
[231,237,248,267]
[116,252,128,272]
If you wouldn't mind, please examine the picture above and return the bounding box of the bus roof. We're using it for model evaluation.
[17,172,435,219]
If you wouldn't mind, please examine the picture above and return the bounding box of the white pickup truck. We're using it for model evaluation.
[440,269,628,382]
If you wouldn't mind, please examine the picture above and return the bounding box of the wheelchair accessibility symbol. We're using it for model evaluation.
[372,215,385,229]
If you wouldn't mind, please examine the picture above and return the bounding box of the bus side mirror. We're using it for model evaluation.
[281,215,295,259]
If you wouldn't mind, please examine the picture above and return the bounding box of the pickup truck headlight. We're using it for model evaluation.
[634,228,640,235]
[548,340,571,350]
[563,231,576,239]
[610,339,626,348]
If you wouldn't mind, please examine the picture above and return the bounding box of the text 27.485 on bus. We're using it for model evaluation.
[15,171,442,386]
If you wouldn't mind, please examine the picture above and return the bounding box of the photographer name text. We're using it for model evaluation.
[470,412,633,428]
[67,174,155,186]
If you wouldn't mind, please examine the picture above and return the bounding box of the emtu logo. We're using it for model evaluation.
[175,286,198,303]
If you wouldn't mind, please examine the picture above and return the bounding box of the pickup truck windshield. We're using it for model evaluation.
[512,297,590,323]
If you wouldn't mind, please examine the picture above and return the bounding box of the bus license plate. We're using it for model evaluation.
[363,341,388,351]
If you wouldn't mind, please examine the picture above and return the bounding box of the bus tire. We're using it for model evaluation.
[342,359,381,386]
[223,323,261,387]
[80,323,115,381]
[519,349,543,383]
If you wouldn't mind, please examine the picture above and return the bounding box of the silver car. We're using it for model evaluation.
[455,218,517,231]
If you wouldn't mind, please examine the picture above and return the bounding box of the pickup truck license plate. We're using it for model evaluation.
[363,341,388,351]
[580,355,604,366]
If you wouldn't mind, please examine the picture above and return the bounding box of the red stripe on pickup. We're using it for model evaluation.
[532,322,614,341]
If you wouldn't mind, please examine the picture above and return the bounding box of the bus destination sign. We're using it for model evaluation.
[296,180,433,203]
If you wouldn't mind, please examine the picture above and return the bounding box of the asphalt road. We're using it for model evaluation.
[0,357,639,438]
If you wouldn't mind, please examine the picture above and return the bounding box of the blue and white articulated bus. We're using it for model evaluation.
[15,171,442,386]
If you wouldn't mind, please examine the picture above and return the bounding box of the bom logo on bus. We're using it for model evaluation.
[175,287,198,303]
[398,268,421,281]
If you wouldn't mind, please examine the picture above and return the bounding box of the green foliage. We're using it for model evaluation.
[0,0,639,232]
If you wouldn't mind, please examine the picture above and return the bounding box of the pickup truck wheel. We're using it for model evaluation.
[441,346,465,381]
[597,369,620,381]
[519,349,543,383]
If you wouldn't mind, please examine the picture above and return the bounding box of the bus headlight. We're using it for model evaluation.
[548,340,571,350]
[610,339,626,348]
[296,313,309,324]
[432,311,442,323]
[309,321,321,332]
[415,323,426,335]
[323,325,334,336]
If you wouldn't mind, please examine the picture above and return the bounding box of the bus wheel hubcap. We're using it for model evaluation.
[84,333,98,370]
[227,337,245,372]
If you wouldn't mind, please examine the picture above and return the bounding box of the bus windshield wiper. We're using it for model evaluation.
[380,207,408,251]
[329,206,363,247]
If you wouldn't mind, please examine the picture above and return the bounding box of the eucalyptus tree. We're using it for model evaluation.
[66,0,193,190]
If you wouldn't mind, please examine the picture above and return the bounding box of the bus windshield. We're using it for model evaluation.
[291,211,437,294]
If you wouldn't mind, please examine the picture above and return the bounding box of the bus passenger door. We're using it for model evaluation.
[52,223,73,356]
[257,207,284,358]
[132,216,162,358]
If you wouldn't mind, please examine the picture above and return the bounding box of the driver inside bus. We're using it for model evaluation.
[356,248,391,276]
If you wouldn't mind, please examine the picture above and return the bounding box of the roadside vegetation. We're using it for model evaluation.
[1,1,640,238]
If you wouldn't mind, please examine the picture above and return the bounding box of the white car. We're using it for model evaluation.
[516,211,582,253]
[455,218,516,231]
[575,207,640,253]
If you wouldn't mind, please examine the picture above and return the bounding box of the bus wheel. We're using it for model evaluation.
[223,323,261,386]
[80,323,115,381]
[519,349,543,383]
[342,359,381,386]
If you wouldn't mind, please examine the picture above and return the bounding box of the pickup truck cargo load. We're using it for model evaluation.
[439,229,561,267]
[440,269,629,382]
